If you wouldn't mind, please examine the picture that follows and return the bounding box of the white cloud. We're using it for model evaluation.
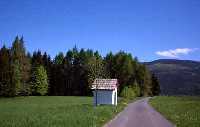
[156,48,198,58]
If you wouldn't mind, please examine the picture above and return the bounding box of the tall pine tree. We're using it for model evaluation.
[0,45,14,96]
[10,36,31,96]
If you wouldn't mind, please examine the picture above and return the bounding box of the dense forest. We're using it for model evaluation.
[0,36,160,97]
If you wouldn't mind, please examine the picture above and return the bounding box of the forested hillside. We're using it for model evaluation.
[0,36,160,97]
[146,59,200,95]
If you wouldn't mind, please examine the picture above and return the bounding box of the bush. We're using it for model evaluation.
[120,85,140,99]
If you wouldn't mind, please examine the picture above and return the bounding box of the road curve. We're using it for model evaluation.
[104,98,174,127]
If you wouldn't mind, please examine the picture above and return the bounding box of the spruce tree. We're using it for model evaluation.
[31,66,48,95]
[11,60,21,95]
[151,74,160,96]
[19,37,31,95]
[10,36,31,96]
[0,45,13,96]
[105,52,114,78]
[32,50,43,66]
[10,36,21,96]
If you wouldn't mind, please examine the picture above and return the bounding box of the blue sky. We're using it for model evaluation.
[0,0,200,61]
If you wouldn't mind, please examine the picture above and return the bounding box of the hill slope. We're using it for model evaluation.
[145,59,200,95]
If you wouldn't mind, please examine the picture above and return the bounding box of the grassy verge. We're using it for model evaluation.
[149,96,200,127]
[97,98,137,126]
[0,96,130,127]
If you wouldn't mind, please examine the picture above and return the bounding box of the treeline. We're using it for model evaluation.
[0,36,160,97]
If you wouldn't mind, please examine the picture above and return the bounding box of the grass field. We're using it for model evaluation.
[0,96,129,127]
[150,96,200,127]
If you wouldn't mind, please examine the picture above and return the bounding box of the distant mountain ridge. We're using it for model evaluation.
[145,59,200,95]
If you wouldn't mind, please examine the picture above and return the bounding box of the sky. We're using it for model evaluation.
[0,0,200,61]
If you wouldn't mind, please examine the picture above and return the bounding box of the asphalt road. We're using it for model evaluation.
[104,98,174,127]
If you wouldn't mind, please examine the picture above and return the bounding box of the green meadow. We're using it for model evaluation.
[150,96,200,127]
[0,96,128,127]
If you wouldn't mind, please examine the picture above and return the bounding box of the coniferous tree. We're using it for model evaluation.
[31,51,52,95]
[43,53,52,94]
[0,45,13,96]
[105,52,114,78]
[10,36,31,96]
[42,52,52,74]
[32,50,43,67]
[19,37,31,95]
[11,60,21,96]
[71,47,82,95]
[10,37,22,96]
[78,48,92,95]
[31,66,48,95]
[51,52,65,95]
[151,74,160,96]
[62,50,74,95]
